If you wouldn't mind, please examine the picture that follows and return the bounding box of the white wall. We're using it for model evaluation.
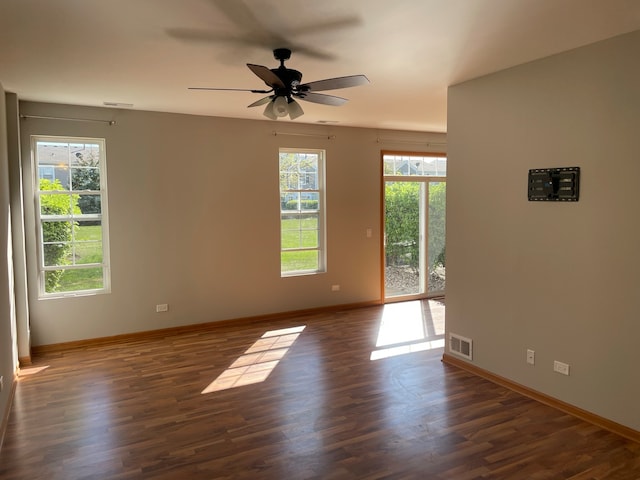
[447,30,640,430]
[17,102,446,346]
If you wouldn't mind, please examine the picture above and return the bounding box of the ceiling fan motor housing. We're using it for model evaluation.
[271,67,302,98]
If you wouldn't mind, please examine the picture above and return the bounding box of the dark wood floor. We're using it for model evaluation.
[2,299,640,479]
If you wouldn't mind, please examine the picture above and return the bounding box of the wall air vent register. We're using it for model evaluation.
[449,333,473,360]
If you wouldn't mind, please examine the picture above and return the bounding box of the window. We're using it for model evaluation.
[279,149,325,276]
[383,154,447,177]
[33,136,110,297]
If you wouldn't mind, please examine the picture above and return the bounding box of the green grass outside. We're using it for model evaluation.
[281,251,318,272]
[53,224,104,292]
[281,217,319,272]
[281,217,318,248]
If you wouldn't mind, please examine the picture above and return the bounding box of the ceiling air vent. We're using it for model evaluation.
[449,333,473,361]
[103,102,133,108]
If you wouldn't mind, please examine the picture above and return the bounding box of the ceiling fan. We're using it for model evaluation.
[189,48,369,120]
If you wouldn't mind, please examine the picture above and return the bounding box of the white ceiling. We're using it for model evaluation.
[1,0,639,133]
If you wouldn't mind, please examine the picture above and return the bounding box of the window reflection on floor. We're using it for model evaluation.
[370,299,444,360]
[202,326,306,394]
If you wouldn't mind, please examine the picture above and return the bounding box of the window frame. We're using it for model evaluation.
[32,135,111,298]
[279,148,326,277]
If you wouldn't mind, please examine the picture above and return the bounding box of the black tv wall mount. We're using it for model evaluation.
[528,167,580,202]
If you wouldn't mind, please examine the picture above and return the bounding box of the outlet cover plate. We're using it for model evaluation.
[554,360,570,375]
[526,349,535,365]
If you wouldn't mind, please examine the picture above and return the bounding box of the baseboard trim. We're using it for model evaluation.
[18,356,32,367]
[32,300,382,355]
[0,373,18,453]
[442,353,640,444]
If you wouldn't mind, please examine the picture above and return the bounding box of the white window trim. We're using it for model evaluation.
[279,148,326,277]
[32,135,111,298]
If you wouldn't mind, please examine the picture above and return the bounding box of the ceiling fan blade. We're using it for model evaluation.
[213,0,358,39]
[296,92,348,106]
[166,28,234,43]
[212,0,266,33]
[166,27,275,50]
[300,75,369,92]
[247,64,285,89]
[168,1,359,61]
[287,17,361,37]
[211,0,335,59]
[248,96,273,108]
[166,28,333,60]
[276,44,334,61]
[189,87,272,94]
[287,99,304,119]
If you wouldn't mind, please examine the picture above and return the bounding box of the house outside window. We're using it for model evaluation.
[32,136,111,297]
[279,149,326,276]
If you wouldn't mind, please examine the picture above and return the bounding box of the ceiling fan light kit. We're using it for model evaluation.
[262,100,277,120]
[273,96,289,117]
[189,48,369,121]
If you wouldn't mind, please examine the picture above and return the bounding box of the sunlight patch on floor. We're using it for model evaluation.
[370,339,444,360]
[375,301,426,347]
[202,325,305,394]
[19,365,50,377]
[370,300,444,361]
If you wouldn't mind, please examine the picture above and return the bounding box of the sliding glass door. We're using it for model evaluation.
[383,153,446,301]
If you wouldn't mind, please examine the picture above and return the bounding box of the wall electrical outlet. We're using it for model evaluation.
[554,360,570,376]
[526,349,535,365]
[331,285,340,292]
[156,304,169,312]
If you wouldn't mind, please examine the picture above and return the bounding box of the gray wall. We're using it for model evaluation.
[447,30,640,430]
[17,102,446,346]
[6,93,30,364]
[0,84,19,442]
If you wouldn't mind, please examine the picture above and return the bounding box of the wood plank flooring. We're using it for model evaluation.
[1,299,640,479]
